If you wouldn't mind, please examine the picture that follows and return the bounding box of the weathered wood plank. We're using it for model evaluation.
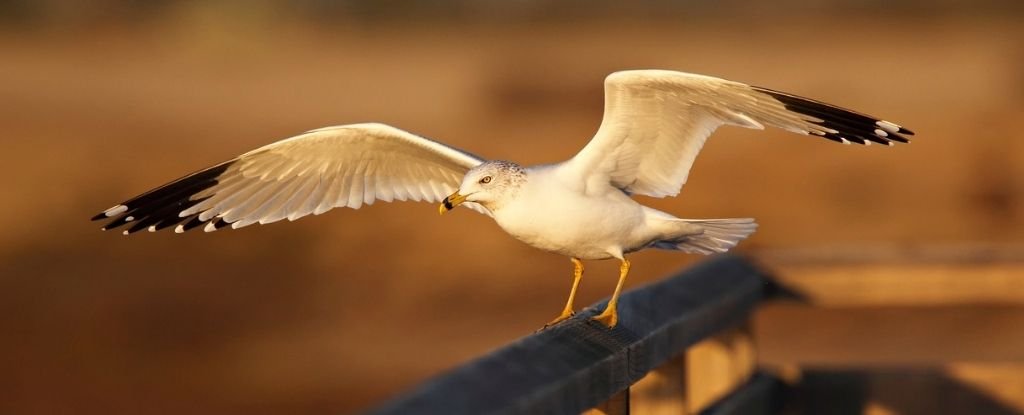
[754,244,1024,306]
[757,304,1024,364]
[367,255,767,415]
[765,263,1024,306]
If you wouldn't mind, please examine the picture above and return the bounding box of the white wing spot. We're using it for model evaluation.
[104,205,128,217]
[876,120,901,134]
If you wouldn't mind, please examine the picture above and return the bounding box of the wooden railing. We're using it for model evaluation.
[367,255,784,415]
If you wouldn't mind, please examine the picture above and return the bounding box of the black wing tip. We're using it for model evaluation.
[104,213,234,235]
[756,87,915,147]
[92,204,128,221]
[211,218,231,231]
[93,160,236,234]
[180,216,206,233]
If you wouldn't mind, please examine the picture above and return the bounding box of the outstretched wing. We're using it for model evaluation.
[565,70,915,198]
[92,123,486,234]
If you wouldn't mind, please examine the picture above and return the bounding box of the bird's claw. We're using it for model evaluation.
[537,310,575,332]
[592,310,618,328]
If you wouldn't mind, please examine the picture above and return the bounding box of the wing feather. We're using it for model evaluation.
[93,123,485,234]
[285,176,319,221]
[347,160,366,209]
[565,70,915,198]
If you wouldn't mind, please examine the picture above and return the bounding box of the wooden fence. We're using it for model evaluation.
[367,255,784,415]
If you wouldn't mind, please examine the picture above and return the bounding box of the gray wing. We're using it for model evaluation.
[564,70,914,198]
[92,123,487,234]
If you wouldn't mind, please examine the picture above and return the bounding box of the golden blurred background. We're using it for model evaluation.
[2,1,1022,414]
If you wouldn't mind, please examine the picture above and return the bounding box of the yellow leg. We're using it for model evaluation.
[594,259,630,328]
[544,258,584,328]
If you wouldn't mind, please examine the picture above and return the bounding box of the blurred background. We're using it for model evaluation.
[2,1,1023,414]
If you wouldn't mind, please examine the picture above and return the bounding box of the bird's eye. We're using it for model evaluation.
[479,176,492,184]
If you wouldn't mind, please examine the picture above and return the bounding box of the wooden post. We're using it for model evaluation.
[631,352,689,414]
[686,322,757,413]
[630,322,757,414]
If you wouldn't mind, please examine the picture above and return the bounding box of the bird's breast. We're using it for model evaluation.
[491,186,647,260]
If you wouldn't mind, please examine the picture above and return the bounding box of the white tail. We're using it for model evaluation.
[653,218,758,255]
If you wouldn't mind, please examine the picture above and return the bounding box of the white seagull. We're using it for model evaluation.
[93,70,914,328]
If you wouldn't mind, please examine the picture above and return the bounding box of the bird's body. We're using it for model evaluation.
[93,70,914,328]
[489,163,706,260]
[496,164,643,260]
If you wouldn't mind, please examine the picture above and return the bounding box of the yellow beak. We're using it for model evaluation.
[439,191,467,215]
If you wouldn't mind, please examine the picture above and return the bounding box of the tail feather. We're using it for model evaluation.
[654,218,757,255]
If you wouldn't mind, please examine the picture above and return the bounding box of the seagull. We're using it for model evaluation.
[92,70,914,328]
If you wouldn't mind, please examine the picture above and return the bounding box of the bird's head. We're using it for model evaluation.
[440,160,526,214]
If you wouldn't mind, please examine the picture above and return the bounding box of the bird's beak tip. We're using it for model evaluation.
[439,191,464,215]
